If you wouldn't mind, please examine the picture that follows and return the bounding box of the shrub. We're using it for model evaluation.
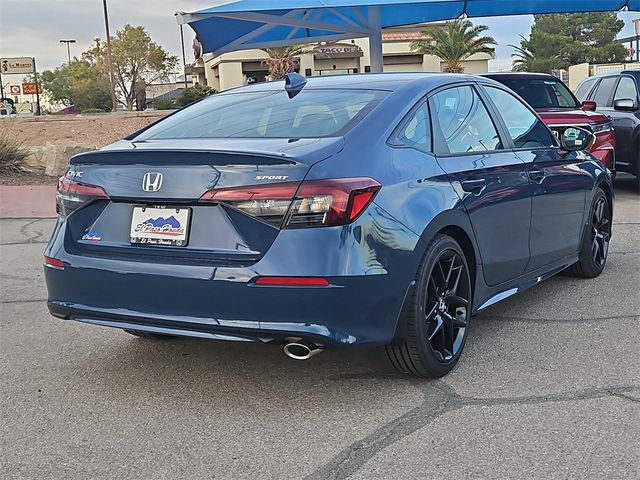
[154,99,176,110]
[81,108,107,114]
[0,132,29,175]
[175,84,216,107]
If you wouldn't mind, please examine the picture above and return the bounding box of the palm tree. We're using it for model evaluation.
[261,45,317,80]
[410,20,496,73]
[510,36,535,72]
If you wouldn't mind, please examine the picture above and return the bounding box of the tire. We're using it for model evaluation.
[564,188,611,278]
[123,329,176,340]
[386,234,472,378]
[636,149,640,194]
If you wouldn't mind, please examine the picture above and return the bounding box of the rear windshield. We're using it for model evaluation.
[135,89,388,140]
[497,78,580,109]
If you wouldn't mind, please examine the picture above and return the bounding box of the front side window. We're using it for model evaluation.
[485,86,555,149]
[392,102,431,152]
[592,77,618,108]
[614,76,638,102]
[575,78,597,101]
[135,89,388,140]
[430,86,501,154]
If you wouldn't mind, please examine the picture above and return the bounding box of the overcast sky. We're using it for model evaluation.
[1,1,638,79]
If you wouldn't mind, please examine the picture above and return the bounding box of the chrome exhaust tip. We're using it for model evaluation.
[283,338,322,360]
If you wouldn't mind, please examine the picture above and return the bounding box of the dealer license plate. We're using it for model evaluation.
[130,206,190,246]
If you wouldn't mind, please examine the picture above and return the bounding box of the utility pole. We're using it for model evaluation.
[59,39,76,64]
[102,0,118,112]
[33,57,41,116]
[179,24,188,89]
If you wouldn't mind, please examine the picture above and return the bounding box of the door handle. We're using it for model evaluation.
[528,168,546,183]
[461,178,486,193]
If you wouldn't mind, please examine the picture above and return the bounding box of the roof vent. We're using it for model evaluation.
[284,72,307,98]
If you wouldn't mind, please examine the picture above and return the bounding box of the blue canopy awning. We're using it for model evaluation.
[177,0,640,71]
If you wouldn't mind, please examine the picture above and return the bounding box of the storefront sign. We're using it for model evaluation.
[9,85,22,95]
[315,45,364,58]
[21,83,43,95]
[1,57,34,74]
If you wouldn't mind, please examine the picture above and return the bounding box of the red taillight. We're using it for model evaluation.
[200,177,381,228]
[44,256,64,269]
[255,276,329,286]
[56,176,108,217]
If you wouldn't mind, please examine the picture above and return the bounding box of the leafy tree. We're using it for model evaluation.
[513,13,628,72]
[85,25,178,110]
[261,46,316,79]
[40,60,112,112]
[175,84,216,106]
[410,20,496,73]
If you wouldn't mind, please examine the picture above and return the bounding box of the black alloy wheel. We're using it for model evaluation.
[386,234,472,378]
[424,249,470,362]
[590,195,610,270]
[564,188,611,278]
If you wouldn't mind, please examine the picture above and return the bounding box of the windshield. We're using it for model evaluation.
[135,89,388,140]
[497,78,580,109]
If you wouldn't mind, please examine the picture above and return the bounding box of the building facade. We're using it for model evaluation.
[187,24,493,91]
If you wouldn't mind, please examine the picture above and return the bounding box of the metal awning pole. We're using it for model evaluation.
[368,6,383,72]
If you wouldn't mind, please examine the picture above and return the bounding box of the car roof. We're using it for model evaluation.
[589,70,639,79]
[481,72,559,81]
[219,72,499,95]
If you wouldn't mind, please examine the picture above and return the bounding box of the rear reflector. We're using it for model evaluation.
[255,276,329,286]
[44,256,64,269]
[200,177,381,228]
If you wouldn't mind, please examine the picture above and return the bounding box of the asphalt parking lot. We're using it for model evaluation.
[1,176,638,479]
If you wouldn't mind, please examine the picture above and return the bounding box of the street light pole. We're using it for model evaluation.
[179,24,188,89]
[102,0,118,112]
[59,39,76,64]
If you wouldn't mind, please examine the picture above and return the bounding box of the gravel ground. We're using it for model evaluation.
[0,171,57,186]
[0,176,638,479]
[1,111,167,148]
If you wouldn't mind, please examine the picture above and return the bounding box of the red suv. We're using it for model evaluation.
[483,73,616,172]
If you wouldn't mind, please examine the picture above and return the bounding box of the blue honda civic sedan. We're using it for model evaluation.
[45,73,613,378]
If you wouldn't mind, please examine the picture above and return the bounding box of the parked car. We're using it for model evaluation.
[575,70,640,189]
[0,99,13,116]
[45,73,613,378]
[483,73,616,173]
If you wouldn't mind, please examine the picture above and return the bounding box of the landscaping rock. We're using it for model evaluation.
[44,143,97,176]
[23,146,48,169]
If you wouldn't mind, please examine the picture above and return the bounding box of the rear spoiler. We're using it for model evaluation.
[69,149,296,166]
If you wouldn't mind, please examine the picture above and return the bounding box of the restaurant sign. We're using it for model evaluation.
[315,44,364,59]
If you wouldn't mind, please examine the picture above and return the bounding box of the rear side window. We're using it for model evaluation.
[135,89,388,140]
[614,76,638,102]
[391,102,431,152]
[496,78,579,109]
[485,86,555,149]
[592,77,618,108]
[575,78,597,101]
[430,86,502,154]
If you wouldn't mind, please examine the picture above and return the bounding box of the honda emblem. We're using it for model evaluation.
[142,172,163,192]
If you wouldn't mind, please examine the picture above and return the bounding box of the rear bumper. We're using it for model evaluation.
[44,210,421,347]
[46,271,409,348]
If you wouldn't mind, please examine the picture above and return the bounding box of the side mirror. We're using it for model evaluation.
[613,98,636,111]
[559,126,595,152]
[581,100,597,111]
